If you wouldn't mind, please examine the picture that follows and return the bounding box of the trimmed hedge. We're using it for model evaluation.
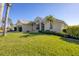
[39,30,66,37]
[39,29,79,40]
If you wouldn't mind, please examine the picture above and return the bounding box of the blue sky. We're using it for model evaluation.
[3,3,79,25]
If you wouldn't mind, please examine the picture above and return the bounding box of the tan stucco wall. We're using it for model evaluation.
[44,21,66,32]
[32,24,38,32]
[22,24,32,32]
[53,22,63,32]
[21,19,66,33]
[22,24,39,32]
[44,22,51,31]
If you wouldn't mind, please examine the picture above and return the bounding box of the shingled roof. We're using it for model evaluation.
[16,18,68,26]
[16,20,31,25]
[55,19,68,26]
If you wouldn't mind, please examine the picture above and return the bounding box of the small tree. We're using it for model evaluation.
[2,17,14,30]
[8,17,14,30]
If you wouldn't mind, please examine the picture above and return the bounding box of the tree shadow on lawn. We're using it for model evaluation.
[20,32,44,38]
[60,37,79,45]
[20,32,53,38]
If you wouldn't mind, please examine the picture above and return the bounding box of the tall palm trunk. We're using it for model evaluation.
[3,4,11,36]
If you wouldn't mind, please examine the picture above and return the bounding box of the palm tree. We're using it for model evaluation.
[45,15,55,30]
[3,3,12,36]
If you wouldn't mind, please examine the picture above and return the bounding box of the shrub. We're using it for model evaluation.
[26,30,30,33]
[39,30,44,33]
[39,30,66,37]
[63,29,67,33]
[66,26,79,39]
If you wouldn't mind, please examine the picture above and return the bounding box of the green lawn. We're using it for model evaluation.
[0,32,79,56]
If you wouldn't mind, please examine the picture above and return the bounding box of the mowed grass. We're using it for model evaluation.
[0,32,79,56]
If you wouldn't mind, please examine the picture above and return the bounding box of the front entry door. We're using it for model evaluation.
[18,27,22,32]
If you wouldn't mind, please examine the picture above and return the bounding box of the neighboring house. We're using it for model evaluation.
[15,17,67,33]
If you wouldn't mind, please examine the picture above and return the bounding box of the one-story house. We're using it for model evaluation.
[15,17,67,33]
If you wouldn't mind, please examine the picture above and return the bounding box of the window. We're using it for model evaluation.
[41,23,44,31]
[50,23,53,29]
[36,24,39,30]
